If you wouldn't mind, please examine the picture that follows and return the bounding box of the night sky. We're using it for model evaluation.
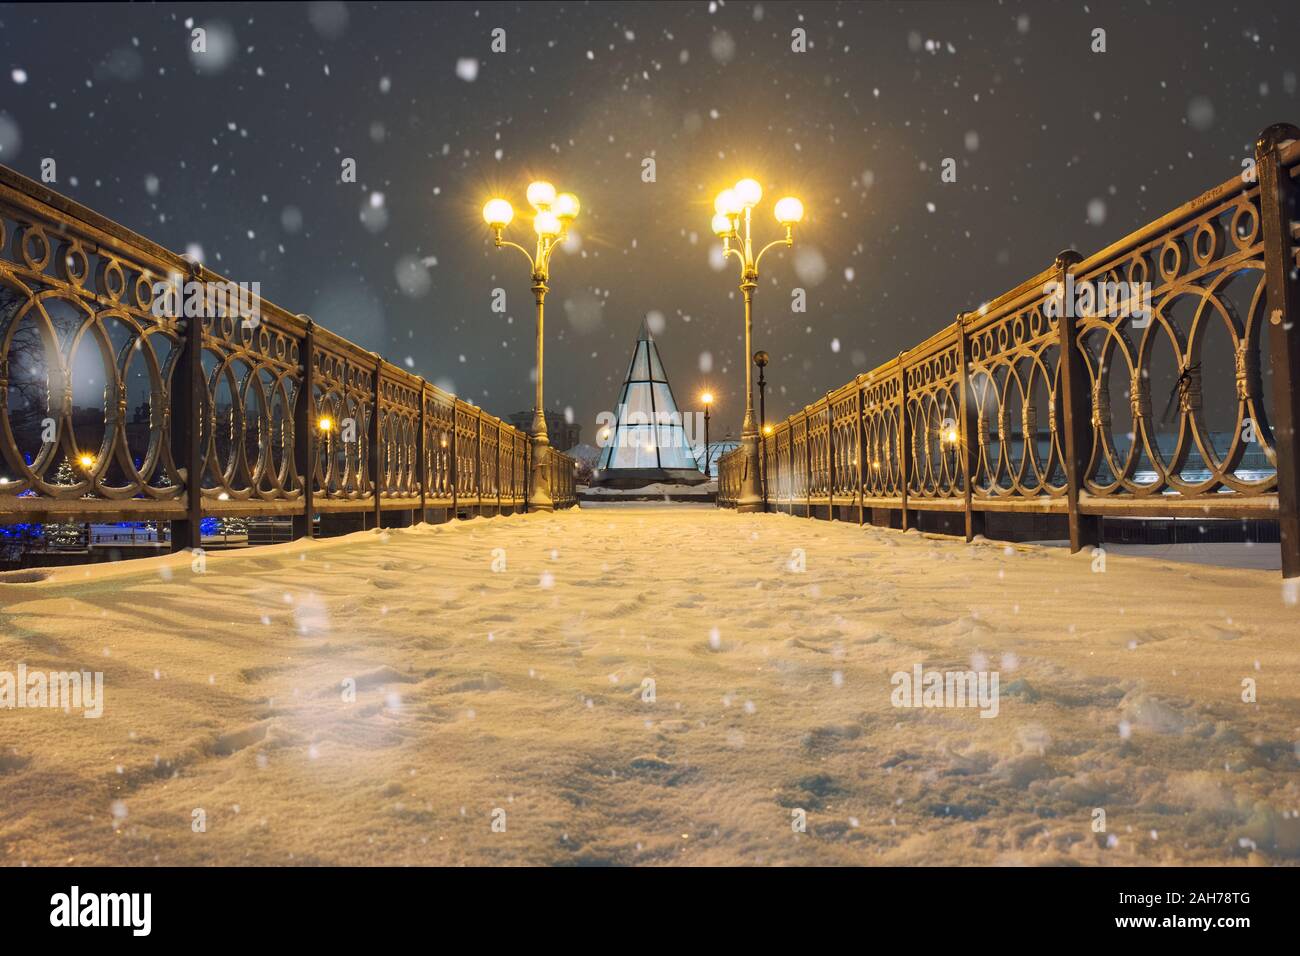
[2,0,1297,442]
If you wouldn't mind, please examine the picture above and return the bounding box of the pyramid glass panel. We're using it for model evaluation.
[596,324,702,475]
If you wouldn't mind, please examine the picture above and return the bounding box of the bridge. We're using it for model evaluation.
[2,128,1300,866]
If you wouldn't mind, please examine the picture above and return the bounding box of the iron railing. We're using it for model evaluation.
[720,124,1300,578]
[716,445,743,507]
[0,163,576,546]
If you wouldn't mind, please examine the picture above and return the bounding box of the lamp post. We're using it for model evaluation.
[482,181,580,512]
[753,350,769,431]
[710,179,804,512]
[701,392,713,478]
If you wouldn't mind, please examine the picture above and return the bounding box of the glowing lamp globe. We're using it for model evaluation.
[483,199,513,229]
[711,212,735,237]
[526,181,557,210]
[534,210,561,237]
[714,189,742,217]
[774,196,805,226]
[553,192,580,220]
[734,178,763,207]
[701,392,714,405]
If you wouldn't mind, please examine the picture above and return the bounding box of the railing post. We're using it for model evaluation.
[450,405,459,517]
[804,410,813,518]
[1257,123,1300,578]
[898,358,914,531]
[292,317,315,540]
[169,261,204,552]
[1054,249,1100,553]
[415,378,426,526]
[826,396,835,521]
[497,421,503,512]
[957,315,983,542]
[523,433,531,511]
[856,380,866,526]
[370,356,382,530]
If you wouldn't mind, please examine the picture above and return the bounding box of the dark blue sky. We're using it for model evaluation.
[2,0,1296,440]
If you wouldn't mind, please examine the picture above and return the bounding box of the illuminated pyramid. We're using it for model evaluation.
[592,322,707,487]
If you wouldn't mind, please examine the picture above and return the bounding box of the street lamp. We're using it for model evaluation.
[482,180,580,511]
[700,392,713,478]
[710,177,804,512]
[753,350,769,431]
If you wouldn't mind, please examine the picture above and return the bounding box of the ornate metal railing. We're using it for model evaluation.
[716,445,743,506]
[548,446,578,509]
[0,164,576,548]
[723,123,1300,578]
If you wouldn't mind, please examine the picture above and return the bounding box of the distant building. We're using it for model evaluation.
[702,438,741,477]
[505,410,581,451]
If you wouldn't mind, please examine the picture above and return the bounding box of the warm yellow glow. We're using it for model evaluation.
[482,198,514,229]
[534,210,561,237]
[553,192,580,220]
[318,416,334,432]
[946,428,959,444]
[78,454,95,469]
[763,424,774,436]
[734,178,763,207]
[701,392,714,405]
[714,189,742,216]
[711,212,735,238]
[774,196,805,225]
[526,181,557,209]
[872,460,881,470]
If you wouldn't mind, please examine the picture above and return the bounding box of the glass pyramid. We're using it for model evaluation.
[597,323,701,472]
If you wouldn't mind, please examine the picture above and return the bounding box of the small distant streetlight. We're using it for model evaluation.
[700,392,714,478]
[482,179,581,512]
[753,350,770,431]
[317,415,334,433]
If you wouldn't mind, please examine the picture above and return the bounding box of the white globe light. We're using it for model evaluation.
[553,192,580,220]
[714,189,742,216]
[734,178,763,207]
[774,196,805,225]
[482,198,513,228]
[711,212,735,237]
[534,210,561,236]
[526,181,557,209]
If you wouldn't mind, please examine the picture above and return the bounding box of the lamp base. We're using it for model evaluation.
[529,436,554,513]
[736,432,765,513]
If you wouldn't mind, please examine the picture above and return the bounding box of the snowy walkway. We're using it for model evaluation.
[1,506,1298,865]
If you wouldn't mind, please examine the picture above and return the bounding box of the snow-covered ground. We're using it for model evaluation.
[1,506,1298,866]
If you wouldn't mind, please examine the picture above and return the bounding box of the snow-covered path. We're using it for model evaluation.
[2,505,1298,866]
